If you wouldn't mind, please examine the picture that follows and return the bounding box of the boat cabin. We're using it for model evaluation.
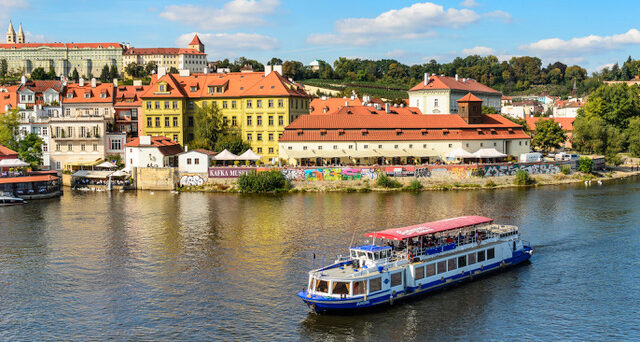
[349,245,392,267]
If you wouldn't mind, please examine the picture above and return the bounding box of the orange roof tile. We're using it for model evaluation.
[310,97,363,115]
[0,144,18,158]
[124,47,205,55]
[189,34,203,46]
[0,85,18,112]
[114,85,147,107]
[63,82,114,103]
[125,136,183,155]
[410,75,501,94]
[0,42,122,49]
[17,80,63,94]
[457,92,482,102]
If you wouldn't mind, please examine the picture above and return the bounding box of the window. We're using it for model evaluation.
[494,142,497,146]
[363,145,368,149]
[268,133,273,141]
[257,147,262,153]
[353,280,366,295]
[318,146,323,150]
[172,101,178,109]
[173,134,178,142]
[268,116,274,126]
[155,101,160,109]
[147,118,152,127]
[67,144,73,151]
[257,100,262,108]
[378,144,382,149]
[159,84,166,92]
[257,133,262,141]
[247,116,252,125]
[287,146,292,150]
[390,272,402,287]
[55,144,60,151]
[369,277,382,293]
[449,144,453,148]
[194,158,199,165]
[434,99,438,107]
[188,116,194,127]
[480,143,484,147]
[348,145,353,149]
[222,101,228,109]
[333,145,337,150]
[80,144,86,151]
[437,260,447,274]
[278,116,283,126]
[187,158,192,165]
[111,139,121,150]
[230,116,237,126]
[247,100,252,108]
[314,279,328,293]
[477,250,486,262]
[468,252,476,265]
[303,146,307,150]
[165,117,170,127]
[448,258,457,271]
[268,147,274,154]
[247,133,252,141]
[231,100,237,109]
[487,248,495,259]
[164,101,170,109]
[155,117,160,127]
[257,116,262,126]
[188,101,194,110]
[65,108,70,116]
[278,99,284,107]
[415,266,425,280]
[268,99,274,108]
[332,281,349,295]
[426,263,436,277]
[458,255,467,268]
[42,143,48,152]
[519,141,522,146]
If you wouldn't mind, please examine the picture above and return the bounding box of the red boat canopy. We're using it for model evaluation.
[365,216,493,241]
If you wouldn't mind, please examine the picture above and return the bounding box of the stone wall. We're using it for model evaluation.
[133,167,179,190]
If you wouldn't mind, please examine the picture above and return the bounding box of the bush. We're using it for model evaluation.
[578,157,593,173]
[484,180,497,188]
[606,154,622,166]
[404,179,423,191]
[561,165,571,175]
[237,171,291,193]
[376,173,402,188]
[514,170,535,185]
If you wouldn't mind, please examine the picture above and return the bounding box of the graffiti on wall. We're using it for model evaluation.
[483,163,561,177]
[180,175,206,186]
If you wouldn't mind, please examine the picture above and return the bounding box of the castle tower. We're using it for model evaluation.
[17,23,24,43]
[456,92,484,124]
[188,34,204,53]
[6,21,16,44]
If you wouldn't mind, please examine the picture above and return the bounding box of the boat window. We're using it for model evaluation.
[315,279,329,293]
[353,280,367,295]
[331,281,350,295]
[426,263,436,277]
[415,266,425,280]
[351,251,357,258]
[437,261,447,274]
[386,250,391,258]
[357,251,366,258]
[468,252,476,265]
[368,252,374,260]
[487,248,495,259]
[458,255,467,267]
[477,250,486,262]
[369,277,382,293]
[391,272,402,287]
[448,258,457,271]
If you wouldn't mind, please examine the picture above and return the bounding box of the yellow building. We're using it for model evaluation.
[140,68,310,163]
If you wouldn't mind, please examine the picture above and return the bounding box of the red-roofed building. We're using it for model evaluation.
[553,100,584,118]
[0,144,18,160]
[279,99,530,165]
[123,34,207,76]
[125,135,183,168]
[526,117,575,149]
[114,84,147,137]
[409,74,502,115]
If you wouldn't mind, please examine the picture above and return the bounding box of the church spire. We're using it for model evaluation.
[17,23,24,43]
[6,21,16,44]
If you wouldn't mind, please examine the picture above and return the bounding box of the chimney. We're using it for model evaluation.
[79,77,84,87]
[273,65,283,75]
[264,65,272,76]
[424,73,428,85]
[345,101,349,107]
[350,95,355,101]
[91,78,97,88]
[133,80,142,86]
[20,75,26,84]
[179,69,190,77]
[203,67,208,74]
[321,95,327,101]
[455,74,459,81]
[113,78,118,87]
[385,103,390,113]
[157,66,166,78]
[140,135,151,145]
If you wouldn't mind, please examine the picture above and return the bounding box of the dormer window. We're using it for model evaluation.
[159,84,166,92]
[100,93,106,99]
[67,93,73,99]
[208,86,215,94]
[84,93,90,99]
[190,86,197,92]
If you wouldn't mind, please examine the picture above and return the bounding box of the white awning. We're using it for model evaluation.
[346,150,381,158]
[237,149,261,161]
[446,147,476,159]
[0,158,29,168]
[473,148,507,158]
[96,161,117,168]
[214,149,240,161]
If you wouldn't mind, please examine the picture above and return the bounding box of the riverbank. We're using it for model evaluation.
[176,166,640,193]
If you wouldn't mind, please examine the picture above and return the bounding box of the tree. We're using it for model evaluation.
[282,60,305,79]
[144,61,157,76]
[214,133,251,155]
[47,66,57,80]
[572,115,626,156]
[99,65,111,83]
[109,65,119,80]
[106,153,124,168]
[578,157,593,173]
[531,119,567,151]
[71,68,80,82]
[30,67,47,80]
[626,117,640,157]
[125,63,141,78]
[501,114,529,132]
[169,67,179,74]
[481,106,498,114]
[0,59,7,79]
[581,83,640,129]
[16,133,43,169]
[190,104,229,150]
[0,110,20,147]
[267,57,283,65]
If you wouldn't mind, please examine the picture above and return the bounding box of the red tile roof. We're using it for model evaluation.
[123,47,205,55]
[554,100,584,109]
[526,117,575,131]
[63,82,114,103]
[409,75,501,94]
[125,136,183,156]
[17,80,63,94]
[114,85,147,107]
[457,92,482,102]
[0,85,18,112]
[0,144,18,159]
[189,34,203,46]
[0,43,122,49]
[310,97,363,115]
[191,148,217,156]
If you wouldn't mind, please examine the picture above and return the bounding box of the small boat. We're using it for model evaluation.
[298,216,533,313]
[0,195,26,206]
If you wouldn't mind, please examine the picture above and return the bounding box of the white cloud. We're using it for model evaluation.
[385,49,407,58]
[160,0,280,30]
[520,29,640,58]
[592,63,616,73]
[176,32,280,58]
[484,10,512,23]
[460,0,479,8]
[461,46,495,56]
[25,31,45,43]
[307,2,480,46]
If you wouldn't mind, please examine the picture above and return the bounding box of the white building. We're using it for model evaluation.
[553,100,584,118]
[124,135,182,169]
[178,149,217,174]
[408,74,502,114]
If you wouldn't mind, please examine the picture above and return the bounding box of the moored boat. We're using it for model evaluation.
[0,195,26,206]
[298,216,533,313]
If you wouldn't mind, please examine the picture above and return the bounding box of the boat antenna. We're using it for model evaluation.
[348,225,358,248]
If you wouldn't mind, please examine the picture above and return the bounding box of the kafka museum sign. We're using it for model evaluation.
[208,167,254,178]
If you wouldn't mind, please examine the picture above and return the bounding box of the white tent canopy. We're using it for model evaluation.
[214,149,240,161]
[237,149,261,161]
[0,158,29,168]
[96,161,117,168]
[473,148,507,158]
[445,147,476,159]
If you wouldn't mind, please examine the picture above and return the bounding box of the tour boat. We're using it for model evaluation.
[0,195,26,206]
[297,216,533,313]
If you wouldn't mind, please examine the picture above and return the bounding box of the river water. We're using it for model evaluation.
[1,179,640,341]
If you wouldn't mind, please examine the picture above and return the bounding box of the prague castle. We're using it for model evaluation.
[0,21,124,78]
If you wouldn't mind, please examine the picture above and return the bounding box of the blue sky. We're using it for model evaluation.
[2,0,640,72]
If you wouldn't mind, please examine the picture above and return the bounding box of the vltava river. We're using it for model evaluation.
[1,179,640,340]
